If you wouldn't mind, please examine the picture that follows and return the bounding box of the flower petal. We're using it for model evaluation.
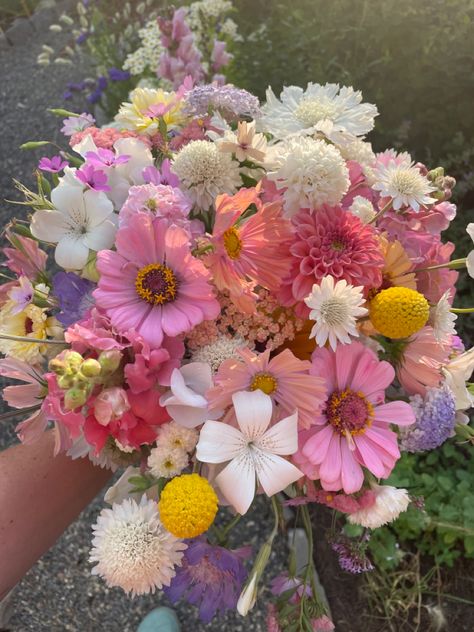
[373,401,415,426]
[254,450,302,497]
[257,410,298,455]
[216,453,256,514]
[232,390,273,441]
[55,236,90,270]
[196,420,245,463]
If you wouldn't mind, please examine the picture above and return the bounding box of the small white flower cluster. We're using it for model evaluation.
[123,19,164,76]
[192,334,247,373]
[187,0,241,45]
[147,421,198,479]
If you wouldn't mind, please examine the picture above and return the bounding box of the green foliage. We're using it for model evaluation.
[368,440,474,569]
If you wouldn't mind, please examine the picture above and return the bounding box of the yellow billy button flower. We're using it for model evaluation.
[159,473,218,538]
[369,286,429,339]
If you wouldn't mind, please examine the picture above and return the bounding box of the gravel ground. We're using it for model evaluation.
[0,6,288,631]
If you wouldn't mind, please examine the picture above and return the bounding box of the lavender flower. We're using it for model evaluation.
[184,84,261,120]
[76,165,110,192]
[52,272,95,326]
[330,534,374,574]
[108,67,130,82]
[164,537,249,623]
[400,385,456,452]
[61,112,95,137]
[38,155,68,173]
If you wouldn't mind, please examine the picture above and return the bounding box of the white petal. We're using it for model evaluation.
[253,449,302,497]
[196,420,245,463]
[30,210,68,242]
[169,368,208,407]
[164,403,210,428]
[55,236,89,270]
[83,190,114,226]
[216,453,256,514]
[256,411,299,455]
[51,183,86,217]
[232,390,273,441]
[179,362,213,396]
[83,220,117,252]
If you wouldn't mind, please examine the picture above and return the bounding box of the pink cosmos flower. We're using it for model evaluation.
[124,333,184,393]
[94,213,220,348]
[204,187,294,313]
[207,347,327,429]
[4,233,48,280]
[396,326,451,395]
[295,343,415,494]
[279,205,384,317]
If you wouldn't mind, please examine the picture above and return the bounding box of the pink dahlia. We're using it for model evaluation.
[279,205,384,317]
[207,347,326,429]
[204,187,294,313]
[295,343,415,494]
[94,213,220,348]
[396,326,451,395]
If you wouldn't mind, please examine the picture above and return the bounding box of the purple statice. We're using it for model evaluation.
[38,155,68,173]
[164,538,249,623]
[400,385,456,453]
[85,148,130,168]
[330,534,374,574]
[108,67,130,82]
[184,84,261,120]
[61,112,95,137]
[76,164,110,192]
[52,272,95,326]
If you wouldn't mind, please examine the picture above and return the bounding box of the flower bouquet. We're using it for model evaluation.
[1,71,473,630]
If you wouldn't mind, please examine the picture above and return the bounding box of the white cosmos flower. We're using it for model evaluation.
[348,484,410,529]
[430,291,457,342]
[466,223,474,278]
[267,136,350,216]
[372,158,436,212]
[160,362,223,428]
[304,276,368,350]
[259,83,378,142]
[90,496,186,595]
[171,139,241,209]
[30,184,115,270]
[196,390,302,515]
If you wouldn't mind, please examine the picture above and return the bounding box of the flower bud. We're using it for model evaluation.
[98,350,122,374]
[49,357,66,375]
[81,358,102,377]
[64,387,88,410]
[237,574,257,616]
[65,351,84,373]
[57,374,75,390]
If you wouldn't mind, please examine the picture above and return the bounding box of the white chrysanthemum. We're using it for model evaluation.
[148,445,189,479]
[348,485,410,529]
[349,196,376,224]
[157,421,199,453]
[171,140,241,209]
[89,496,186,595]
[304,276,368,351]
[372,159,436,212]
[259,83,378,141]
[191,334,247,373]
[267,137,350,216]
[430,291,457,342]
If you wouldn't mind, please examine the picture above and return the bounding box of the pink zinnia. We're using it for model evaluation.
[295,343,415,494]
[204,187,294,313]
[396,326,451,396]
[94,214,219,348]
[279,205,384,317]
[207,347,326,429]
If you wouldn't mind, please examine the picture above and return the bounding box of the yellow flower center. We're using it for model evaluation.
[223,226,242,260]
[135,263,178,305]
[326,389,374,437]
[369,286,429,339]
[250,372,278,395]
[159,473,218,538]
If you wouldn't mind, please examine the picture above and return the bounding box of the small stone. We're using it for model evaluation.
[5,18,34,46]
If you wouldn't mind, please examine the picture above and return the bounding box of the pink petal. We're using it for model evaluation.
[319,431,342,483]
[353,435,385,477]
[301,424,334,464]
[373,401,415,426]
[340,439,364,493]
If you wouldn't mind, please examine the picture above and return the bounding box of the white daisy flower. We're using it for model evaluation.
[430,291,457,342]
[147,445,189,479]
[156,420,199,453]
[259,83,378,141]
[267,137,350,216]
[90,496,186,595]
[372,158,436,212]
[349,196,376,224]
[304,276,368,350]
[348,484,410,529]
[171,140,241,209]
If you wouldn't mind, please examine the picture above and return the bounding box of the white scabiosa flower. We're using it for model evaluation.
[348,485,410,529]
[148,445,189,479]
[89,496,186,595]
[267,137,350,216]
[171,140,241,209]
[304,276,368,350]
[259,83,378,141]
[349,196,376,224]
[372,158,436,212]
[430,291,457,342]
[191,334,247,373]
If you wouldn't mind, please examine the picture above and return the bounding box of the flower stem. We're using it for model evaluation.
[451,307,474,314]
[414,257,467,273]
[368,200,392,225]
[0,332,67,345]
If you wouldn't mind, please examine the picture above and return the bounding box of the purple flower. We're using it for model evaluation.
[76,31,89,45]
[164,538,249,623]
[400,385,457,452]
[52,271,95,326]
[329,534,374,574]
[76,164,110,191]
[143,160,180,187]
[8,277,34,315]
[38,155,68,173]
[97,75,108,90]
[108,67,130,81]
[61,112,95,137]
[185,84,261,120]
[85,148,130,168]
